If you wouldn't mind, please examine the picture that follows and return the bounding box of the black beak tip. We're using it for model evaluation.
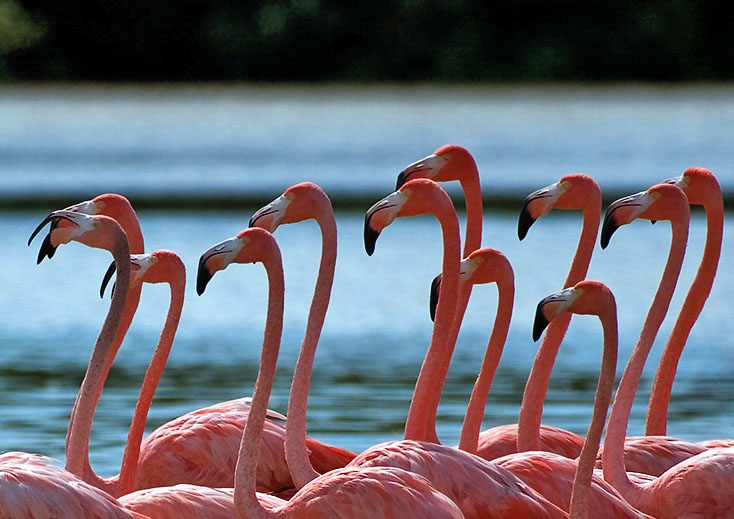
[36,234,57,265]
[517,203,537,241]
[100,261,116,298]
[532,308,550,342]
[395,171,408,190]
[363,214,380,256]
[28,214,53,246]
[429,273,442,322]
[196,257,214,296]
[600,213,619,250]
[248,214,258,228]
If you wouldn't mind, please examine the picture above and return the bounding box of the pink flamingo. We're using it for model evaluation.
[477,174,601,461]
[120,227,464,519]
[491,281,651,518]
[645,169,732,451]
[597,185,734,518]
[248,182,357,489]
[395,145,482,441]
[29,193,145,483]
[3,211,149,518]
[355,178,568,518]
[595,182,714,476]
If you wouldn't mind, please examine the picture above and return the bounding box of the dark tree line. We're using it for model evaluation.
[2,0,731,81]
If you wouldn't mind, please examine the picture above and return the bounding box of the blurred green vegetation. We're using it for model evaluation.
[2,0,731,81]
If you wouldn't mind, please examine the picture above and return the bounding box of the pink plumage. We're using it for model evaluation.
[349,440,567,518]
[0,454,144,519]
[135,397,354,493]
[475,424,584,461]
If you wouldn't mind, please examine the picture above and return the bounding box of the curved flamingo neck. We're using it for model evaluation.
[404,197,461,441]
[458,276,514,452]
[119,272,183,495]
[234,257,285,519]
[459,172,483,257]
[65,228,131,479]
[286,209,337,489]
[602,217,688,506]
[645,189,723,435]
[419,168,483,442]
[569,304,618,519]
[66,209,144,472]
[517,201,600,451]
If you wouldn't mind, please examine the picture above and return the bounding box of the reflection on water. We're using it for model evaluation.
[1,209,733,475]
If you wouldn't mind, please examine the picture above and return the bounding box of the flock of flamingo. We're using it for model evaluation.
[2,143,732,518]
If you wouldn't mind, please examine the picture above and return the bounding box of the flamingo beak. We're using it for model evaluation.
[395,154,444,189]
[28,200,99,263]
[249,194,292,232]
[429,273,442,322]
[533,287,579,341]
[197,237,243,295]
[100,261,116,298]
[518,181,566,240]
[363,191,406,256]
[600,190,652,249]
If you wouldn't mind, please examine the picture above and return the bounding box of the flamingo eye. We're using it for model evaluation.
[285,192,295,202]
[473,256,483,266]
[96,201,105,212]
[650,191,661,201]
[560,180,571,190]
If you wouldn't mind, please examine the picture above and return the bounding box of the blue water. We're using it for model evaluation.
[0,84,733,476]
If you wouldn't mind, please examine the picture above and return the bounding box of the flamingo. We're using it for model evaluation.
[594,182,715,476]
[247,182,357,489]
[2,211,149,518]
[395,145,482,441]
[490,281,651,518]
[120,227,465,519]
[644,169,732,450]
[596,186,734,518]
[29,193,145,488]
[354,178,568,518]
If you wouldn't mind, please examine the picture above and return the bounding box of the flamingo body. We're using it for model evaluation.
[595,435,707,476]
[119,484,284,519]
[135,398,354,492]
[476,424,584,461]
[349,440,567,519]
[0,455,143,519]
[493,451,651,518]
[636,447,734,518]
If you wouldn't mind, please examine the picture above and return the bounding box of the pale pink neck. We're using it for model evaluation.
[602,217,688,507]
[65,219,143,467]
[233,256,285,519]
[286,210,337,489]
[119,274,182,495]
[569,306,618,518]
[645,192,723,435]
[65,229,131,478]
[419,174,481,443]
[404,196,462,441]
[517,203,599,451]
[458,276,514,452]
[460,173,483,257]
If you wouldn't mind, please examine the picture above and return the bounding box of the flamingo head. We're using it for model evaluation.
[197,227,278,295]
[30,211,124,264]
[600,183,688,249]
[663,167,719,207]
[395,145,475,189]
[28,193,141,263]
[100,250,183,298]
[364,178,450,256]
[518,174,601,240]
[533,280,615,341]
[429,247,513,321]
[249,182,330,232]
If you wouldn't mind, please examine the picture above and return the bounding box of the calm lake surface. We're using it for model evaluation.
[0,84,733,475]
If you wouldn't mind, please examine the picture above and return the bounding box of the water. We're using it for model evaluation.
[0,84,733,476]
